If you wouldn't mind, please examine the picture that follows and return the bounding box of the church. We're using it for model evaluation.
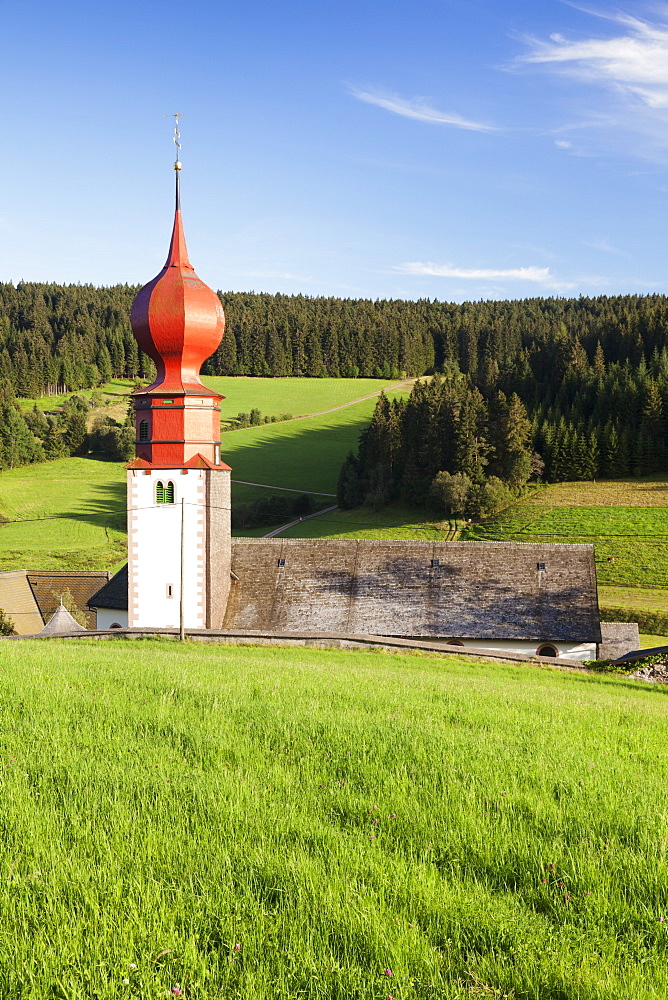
[88,159,634,664]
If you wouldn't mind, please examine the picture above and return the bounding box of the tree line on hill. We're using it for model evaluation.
[0,384,135,473]
[3,281,668,483]
[339,340,668,519]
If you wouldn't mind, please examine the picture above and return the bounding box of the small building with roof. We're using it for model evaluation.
[88,566,128,629]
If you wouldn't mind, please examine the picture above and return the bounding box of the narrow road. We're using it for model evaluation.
[262,504,338,538]
[232,480,336,496]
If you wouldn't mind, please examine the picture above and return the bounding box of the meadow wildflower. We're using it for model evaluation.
[234,942,242,951]
[384,969,393,976]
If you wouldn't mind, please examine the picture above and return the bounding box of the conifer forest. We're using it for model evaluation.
[2,281,668,495]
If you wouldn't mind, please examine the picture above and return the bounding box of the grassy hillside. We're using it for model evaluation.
[274,503,450,540]
[224,388,408,508]
[0,457,126,571]
[15,379,135,423]
[0,637,666,999]
[15,376,404,424]
[202,376,407,423]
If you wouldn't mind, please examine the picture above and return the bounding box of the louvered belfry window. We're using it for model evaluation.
[156,480,175,504]
[139,420,149,441]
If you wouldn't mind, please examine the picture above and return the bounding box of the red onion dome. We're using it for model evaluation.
[130,208,224,395]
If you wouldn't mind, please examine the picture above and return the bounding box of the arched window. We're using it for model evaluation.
[446,639,464,647]
[156,480,175,504]
[139,420,148,441]
[537,643,558,658]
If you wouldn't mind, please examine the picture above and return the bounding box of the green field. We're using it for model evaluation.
[275,503,451,540]
[15,379,135,415]
[466,502,668,588]
[223,389,409,509]
[0,637,665,999]
[15,376,405,425]
[202,376,408,423]
[0,457,126,571]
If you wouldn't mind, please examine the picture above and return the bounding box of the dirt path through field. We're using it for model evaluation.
[224,377,420,433]
[292,377,417,419]
[262,504,338,538]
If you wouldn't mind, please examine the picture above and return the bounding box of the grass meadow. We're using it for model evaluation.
[218,388,410,509]
[202,376,408,424]
[14,377,404,427]
[14,380,135,415]
[274,504,450,541]
[0,457,126,571]
[0,638,666,999]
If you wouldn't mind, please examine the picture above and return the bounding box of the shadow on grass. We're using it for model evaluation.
[56,477,127,533]
[225,410,374,500]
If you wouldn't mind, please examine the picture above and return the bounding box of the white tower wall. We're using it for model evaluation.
[127,466,231,629]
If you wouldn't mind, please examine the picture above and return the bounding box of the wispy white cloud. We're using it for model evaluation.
[582,238,630,257]
[348,86,498,132]
[519,9,668,110]
[395,261,575,291]
[398,261,546,280]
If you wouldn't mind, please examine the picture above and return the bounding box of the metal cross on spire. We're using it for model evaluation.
[164,113,183,208]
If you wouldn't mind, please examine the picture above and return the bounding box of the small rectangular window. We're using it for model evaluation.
[278,558,286,567]
[431,559,440,568]
[166,584,173,598]
[537,562,546,571]
[162,399,174,405]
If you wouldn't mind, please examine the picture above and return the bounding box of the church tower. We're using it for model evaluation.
[126,132,231,629]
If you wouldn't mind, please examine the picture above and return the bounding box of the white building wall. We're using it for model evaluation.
[95,608,128,629]
[127,468,207,628]
[433,638,597,661]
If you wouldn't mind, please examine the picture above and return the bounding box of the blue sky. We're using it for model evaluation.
[2,0,668,302]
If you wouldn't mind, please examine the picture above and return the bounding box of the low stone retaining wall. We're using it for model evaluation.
[4,626,592,671]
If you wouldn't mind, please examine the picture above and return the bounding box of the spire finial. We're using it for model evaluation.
[164,113,183,209]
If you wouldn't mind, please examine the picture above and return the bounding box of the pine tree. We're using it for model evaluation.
[44,421,69,459]
[64,411,88,456]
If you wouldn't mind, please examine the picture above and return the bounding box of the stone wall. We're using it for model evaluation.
[598,622,640,660]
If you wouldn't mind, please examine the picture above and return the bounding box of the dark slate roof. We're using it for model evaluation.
[224,539,601,642]
[27,571,110,630]
[88,565,128,610]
